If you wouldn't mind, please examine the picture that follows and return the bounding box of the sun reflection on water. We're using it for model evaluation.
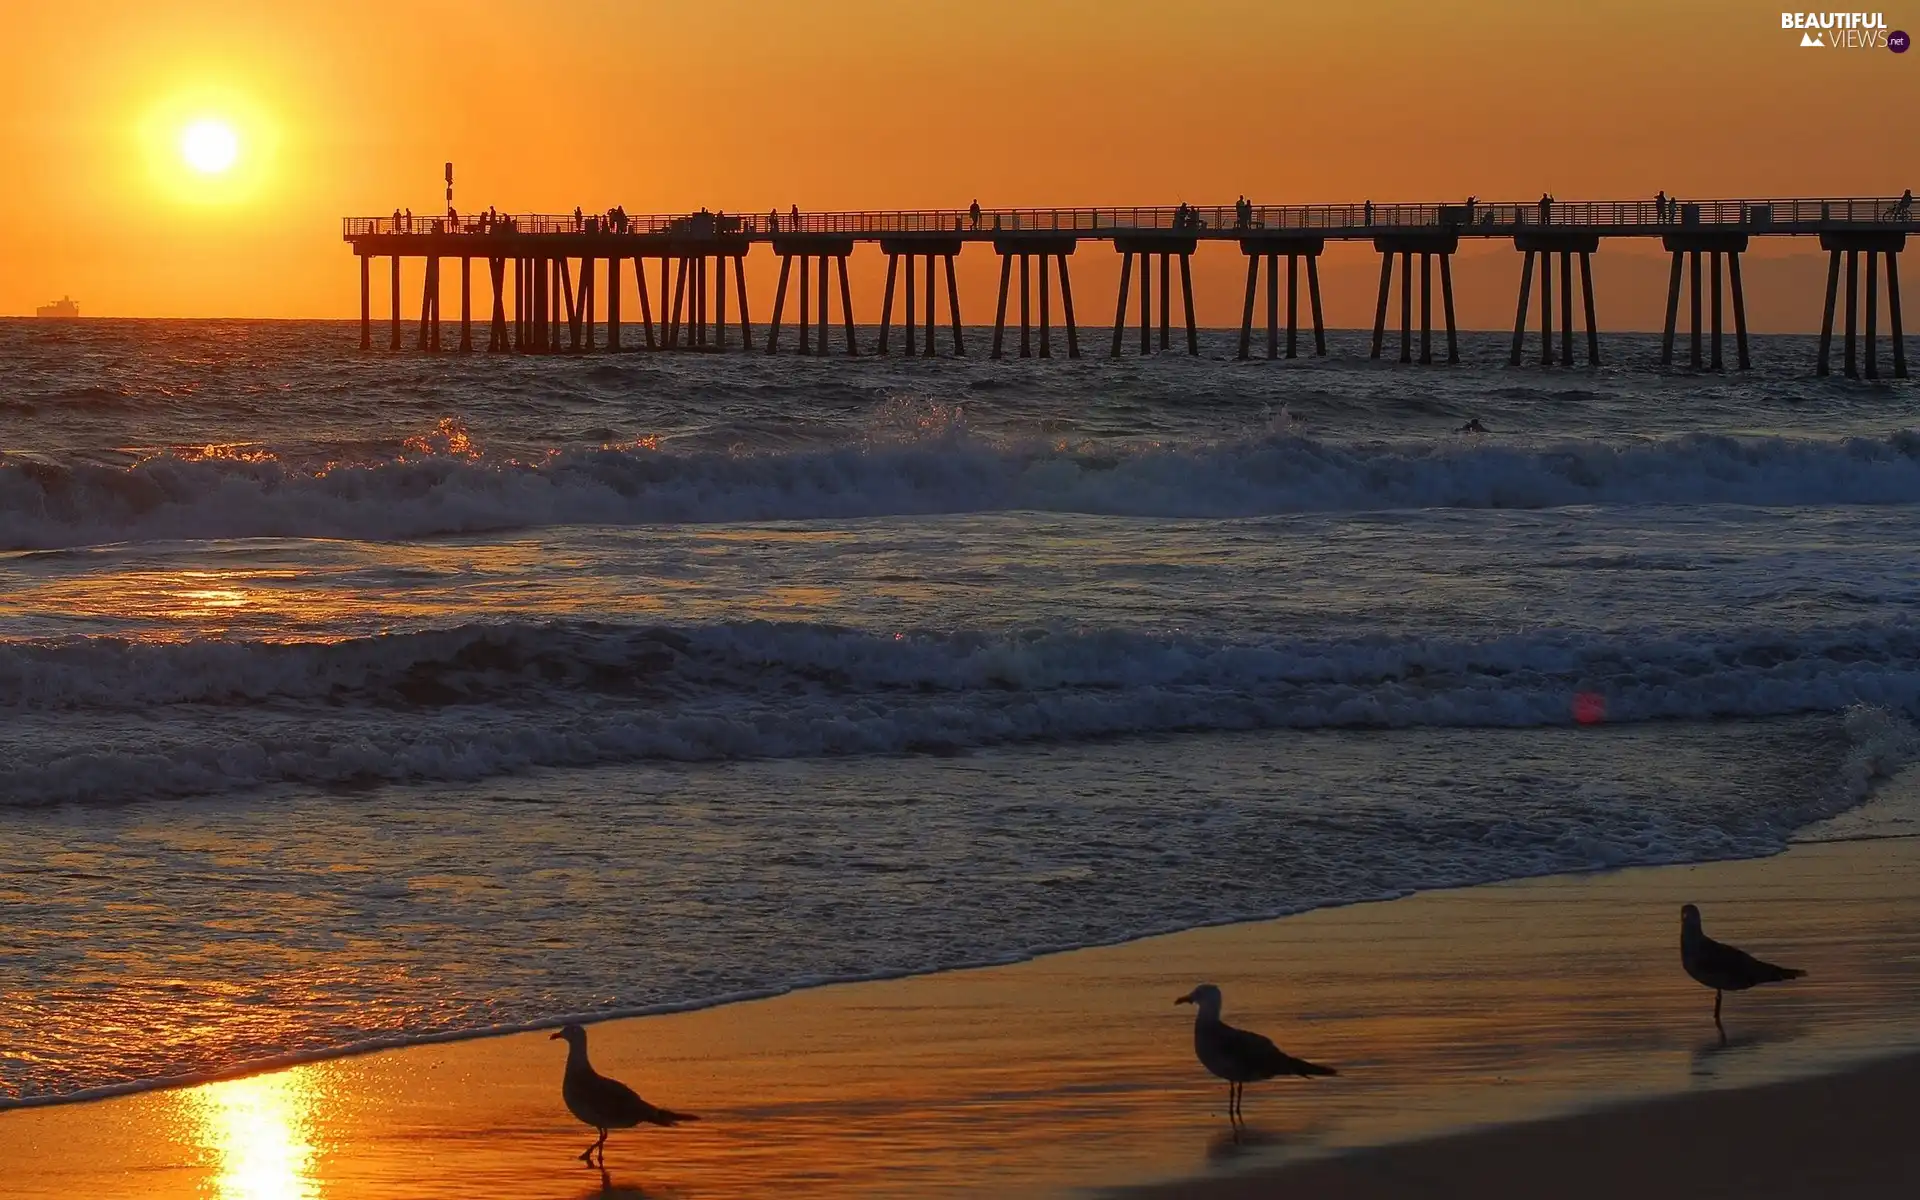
[183,1070,322,1200]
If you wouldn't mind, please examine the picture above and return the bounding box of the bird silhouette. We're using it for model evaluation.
[1680,904,1805,1041]
[1175,983,1335,1127]
[551,1023,698,1167]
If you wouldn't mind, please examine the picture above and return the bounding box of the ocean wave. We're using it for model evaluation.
[6,429,1920,548]
[5,620,1919,806]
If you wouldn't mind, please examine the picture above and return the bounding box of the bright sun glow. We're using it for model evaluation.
[182,119,240,174]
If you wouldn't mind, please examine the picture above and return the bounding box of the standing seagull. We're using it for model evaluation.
[1175,984,1335,1127]
[1679,904,1805,1040]
[551,1023,699,1167]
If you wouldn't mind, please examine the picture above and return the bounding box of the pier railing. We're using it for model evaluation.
[345,196,1915,240]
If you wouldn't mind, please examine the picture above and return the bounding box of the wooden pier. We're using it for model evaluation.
[345,197,1914,377]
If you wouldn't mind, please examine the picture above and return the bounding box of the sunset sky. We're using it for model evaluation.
[1,0,1911,327]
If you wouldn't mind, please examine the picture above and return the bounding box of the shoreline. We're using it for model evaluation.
[6,820,1920,1197]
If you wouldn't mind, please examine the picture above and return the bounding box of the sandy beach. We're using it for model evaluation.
[5,793,1918,1199]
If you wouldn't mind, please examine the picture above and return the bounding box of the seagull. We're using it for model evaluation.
[1175,983,1335,1126]
[551,1022,698,1167]
[1679,904,1805,1039]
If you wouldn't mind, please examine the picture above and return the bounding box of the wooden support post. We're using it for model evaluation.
[1372,253,1392,359]
[1441,253,1459,365]
[1018,253,1030,358]
[419,255,435,352]
[1579,252,1599,366]
[583,256,597,351]
[1286,254,1300,360]
[1241,254,1260,360]
[1889,250,1908,379]
[1865,249,1880,380]
[1158,251,1170,351]
[1059,254,1080,359]
[1308,255,1326,357]
[669,256,687,350]
[1539,249,1552,367]
[991,253,1009,359]
[431,256,441,353]
[390,255,402,350]
[489,257,506,352]
[1727,252,1748,370]
[696,257,708,349]
[1709,251,1723,370]
[1181,253,1198,356]
[1688,250,1702,369]
[799,255,812,355]
[1112,250,1133,358]
[714,255,727,351]
[1662,251,1682,366]
[922,253,935,359]
[840,255,858,356]
[1844,248,1859,378]
[1039,252,1053,358]
[1418,252,1432,365]
[1512,250,1535,366]
[458,257,471,352]
[1267,252,1280,360]
[605,256,620,352]
[359,255,371,350]
[635,257,656,350]
[946,255,965,356]
[903,253,915,357]
[658,258,670,349]
[1128,245,1144,353]
[1402,250,1415,365]
[1817,249,1839,376]
[879,254,899,355]
[512,257,523,352]
[1558,250,1572,366]
[735,254,753,352]
[821,256,833,357]
[767,255,791,354]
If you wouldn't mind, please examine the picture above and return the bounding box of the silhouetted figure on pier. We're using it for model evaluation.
[970,199,981,228]
[1656,190,1668,222]
[1464,195,1476,224]
[404,207,412,231]
[1364,200,1373,226]
[791,203,800,226]
[1539,193,1552,224]
[1890,190,1914,220]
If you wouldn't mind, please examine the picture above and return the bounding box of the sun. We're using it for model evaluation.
[181,119,240,174]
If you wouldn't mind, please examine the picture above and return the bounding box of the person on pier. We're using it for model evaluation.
[1656,190,1668,222]
[1538,193,1552,224]
[970,199,981,228]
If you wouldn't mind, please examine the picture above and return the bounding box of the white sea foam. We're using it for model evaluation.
[8,429,1920,549]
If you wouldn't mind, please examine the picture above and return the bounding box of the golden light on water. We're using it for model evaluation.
[183,1071,322,1200]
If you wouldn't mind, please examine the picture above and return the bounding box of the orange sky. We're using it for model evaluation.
[0,1,1911,327]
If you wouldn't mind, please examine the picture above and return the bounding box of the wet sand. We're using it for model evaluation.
[4,829,1919,1197]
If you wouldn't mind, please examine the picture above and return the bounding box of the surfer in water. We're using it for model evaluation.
[1457,418,1487,434]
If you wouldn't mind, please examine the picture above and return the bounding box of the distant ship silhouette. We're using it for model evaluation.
[36,296,80,319]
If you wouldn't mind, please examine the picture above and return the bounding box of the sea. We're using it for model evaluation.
[2,318,1917,1107]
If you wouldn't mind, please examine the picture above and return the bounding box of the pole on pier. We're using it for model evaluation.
[359,255,371,350]
[922,253,936,359]
[390,255,402,351]
[1441,252,1459,364]
[1554,251,1569,366]
[1267,253,1280,360]
[767,255,791,354]
[1308,255,1327,357]
[799,254,812,355]
[1661,252,1682,366]
[668,256,687,350]
[1578,252,1598,366]
[658,258,671,350]
[607,257,621,352]
[1158,252,1170,352]
[991,253,1010,359]
[635,257,657,350]
[1017,253,1029,358]
[1709,251,1723,370]
[1112,250,1133,358]
[1817,249,1839,377]
[840,255,858,356]
[1844,249,1859,379]
[1418,252,1432,365]
[459,258,472,352]
[1865,249,1880,380]
[1240,254,1259,360]
[821,255,834,357]
[714,255,727,351]
[1128,245,1144,353]
[1688,251,1702,369]
[1286,254,1300,360]
[903,253,915,357]
[1181,253,1198,357]
[1727,251,1748,370]
[1039,252,1053,358]
[1512,251,1535,366]
[946,255,966,356]
[1539,249,1552,367]
[489,257,506,352]
[583,256,597,351]
[1401,250,1414,365]
[1889,250,1908,379]
[735,255,753,351]
[419,255,437,352]
[512,258,523,352]
[879,254,899,355]
[1371,253,1392,359]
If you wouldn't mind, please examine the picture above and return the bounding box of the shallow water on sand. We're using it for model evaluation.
[2,319,1917,1103]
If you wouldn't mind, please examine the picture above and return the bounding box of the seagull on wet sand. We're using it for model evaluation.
[1680,904,1805,1039]
[552,1022,699,1167]
[1176,983,1335,1126]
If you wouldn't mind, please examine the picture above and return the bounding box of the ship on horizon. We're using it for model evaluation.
[36,296,80,319]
